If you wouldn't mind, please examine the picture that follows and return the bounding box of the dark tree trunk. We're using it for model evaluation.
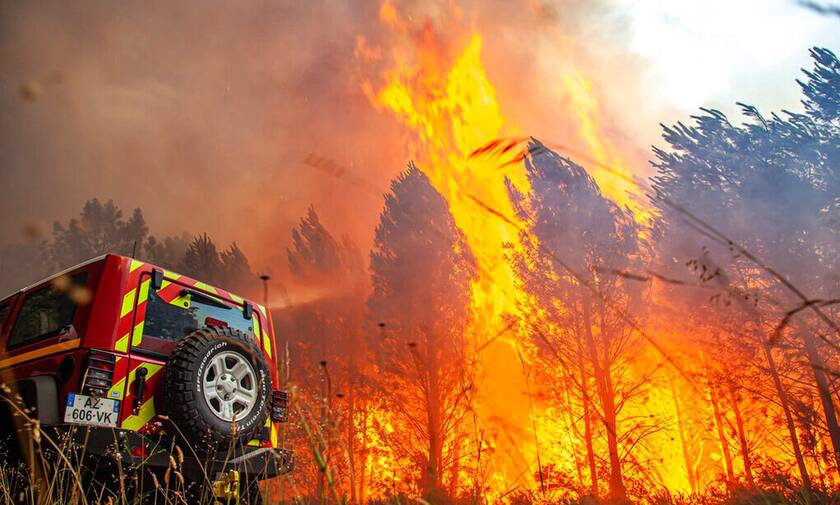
[709,381,735,484]
[425,331,444,495]
[726,381,754,486]
[763,344,812,490]
[801,332,840,478]
[670,376,697,493]
[582,297,626,500]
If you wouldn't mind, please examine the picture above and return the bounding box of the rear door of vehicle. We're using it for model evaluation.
[119,269,260,433]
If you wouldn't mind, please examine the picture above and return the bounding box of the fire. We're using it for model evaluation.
[560,71,651,223]
[362,10,536,496]
[357,0,672,499]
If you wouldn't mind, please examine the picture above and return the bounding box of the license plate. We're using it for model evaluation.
[64,393,120,428]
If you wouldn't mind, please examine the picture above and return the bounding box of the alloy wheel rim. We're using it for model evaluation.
[202,351,258,422]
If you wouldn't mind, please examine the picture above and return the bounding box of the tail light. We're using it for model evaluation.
[271,390,288,422]
[82,350,116,397]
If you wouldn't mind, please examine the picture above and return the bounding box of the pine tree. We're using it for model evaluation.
[367,163,476,498]
[650,47,840,484]
[509,140,649,500]
[49,198,148,268]
[179,233,224,284]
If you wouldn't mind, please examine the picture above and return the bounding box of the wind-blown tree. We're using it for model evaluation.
[367,163,477,499]
[650,48,840,486]
[49,198,148,269]
[283,205,368,503]
[509,141,653,500]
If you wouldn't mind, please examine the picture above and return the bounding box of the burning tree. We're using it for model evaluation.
[508,141,654,500]
[367,163,477,500]
[650,47,840,489]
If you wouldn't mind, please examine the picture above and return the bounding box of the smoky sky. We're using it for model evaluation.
[0,0,644,274]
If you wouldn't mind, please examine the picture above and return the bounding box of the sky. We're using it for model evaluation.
[617,0,840,120]
[1,0,838,274]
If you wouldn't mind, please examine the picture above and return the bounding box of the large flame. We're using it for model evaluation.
[360,1,673,497]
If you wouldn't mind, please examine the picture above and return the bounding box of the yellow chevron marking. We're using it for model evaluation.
[121,397,155,431]
[115,333,130,353]
[163,271,181,281]
[193,282,217,294]
[263,330,273,359]
[229,293,244,304]
[137,278,151,305]
[256,304,267,318]
[120,289,136,318]
[129,260,145,272]
[131,321,145,346]
[0,340,81,369]
[119,362,163,429]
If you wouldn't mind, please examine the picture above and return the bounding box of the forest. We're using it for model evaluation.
[1,47,838,505]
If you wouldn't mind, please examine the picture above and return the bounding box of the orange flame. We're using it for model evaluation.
[359,1,660,497]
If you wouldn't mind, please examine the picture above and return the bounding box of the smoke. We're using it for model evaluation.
[0,0,656,274]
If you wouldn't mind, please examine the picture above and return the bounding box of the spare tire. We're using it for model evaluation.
[163,326,272,446]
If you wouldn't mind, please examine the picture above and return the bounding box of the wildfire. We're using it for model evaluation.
[357,0,666,498]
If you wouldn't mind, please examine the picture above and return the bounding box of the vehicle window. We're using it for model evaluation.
[141,284,253,354]
[7,273,88,349]
[0,304,10,332]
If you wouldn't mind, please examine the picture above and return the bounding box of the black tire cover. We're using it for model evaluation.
[162,326,272,447]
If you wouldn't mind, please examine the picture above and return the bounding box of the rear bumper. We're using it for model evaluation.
[46,425,293,479]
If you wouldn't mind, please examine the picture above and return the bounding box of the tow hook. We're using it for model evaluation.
[212,470,240,501]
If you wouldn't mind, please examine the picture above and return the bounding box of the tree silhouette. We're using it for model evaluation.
[284,205,368,502]
[509,140,651,500]
[179,233,224,284]
[49,198,148,269]
[650,47,840,485]
[367,163,476,498]
[144,232,191,271]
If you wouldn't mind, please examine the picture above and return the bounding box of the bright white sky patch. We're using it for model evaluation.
[617,0,840,118]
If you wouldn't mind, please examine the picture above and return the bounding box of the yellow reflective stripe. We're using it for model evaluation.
[263,330,272,359]
[247,439,260,447]
[137,278,151,305]
[270,424,278,447]
[0,340,81,369]
[122,397,155,431]
[229,293,244,304]
[120,289,136,318]
[163,271,181,281]
[256,304,267,318]
[114,333,130,353]
[120,363,163,429]
[193,282,218,295]
[131,321,145,346]
[129,260,144,272]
